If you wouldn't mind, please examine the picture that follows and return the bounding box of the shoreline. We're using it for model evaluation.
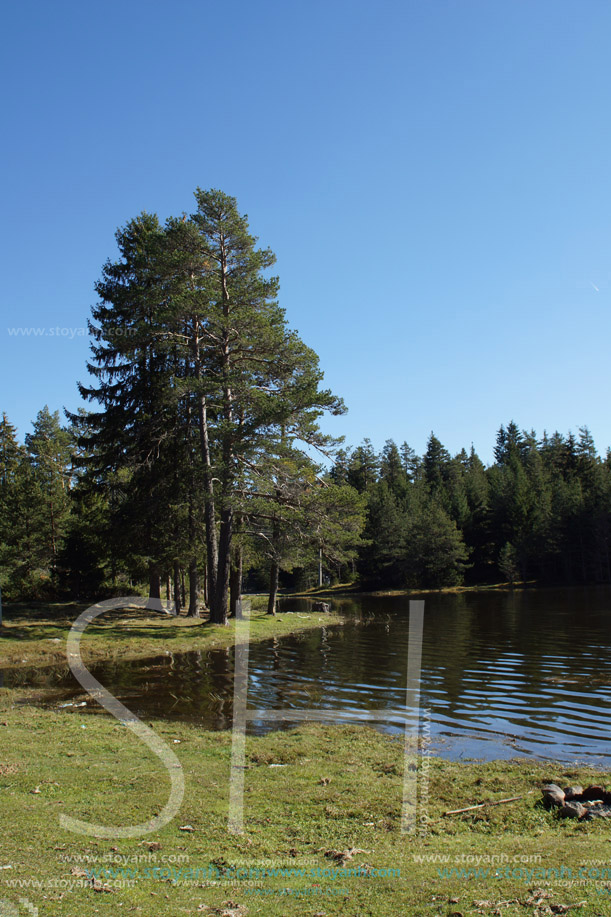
[284,579,601,599]
[0,598,343,670]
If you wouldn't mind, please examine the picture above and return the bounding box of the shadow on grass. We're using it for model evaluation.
[0,602,215,644]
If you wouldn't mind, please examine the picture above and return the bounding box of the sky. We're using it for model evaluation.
[2,0,611,464]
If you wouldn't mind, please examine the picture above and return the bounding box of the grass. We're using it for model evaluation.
[3,595,611,914]
[1,699,611,916]
[0,598,343,669]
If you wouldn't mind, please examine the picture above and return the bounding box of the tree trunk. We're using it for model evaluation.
[318,547,323,588]
[166,575,171,602]
[148,564,161,600]
[188,558,199,617]
[186,456,199,617]
[230,545,243,619]
[173,562,181,615]
[208,233,234,627]
[267,561,279,615]
[181,568,186,608]
[210,507,232,624]
[194,338,218,609]
[49,499,57,575]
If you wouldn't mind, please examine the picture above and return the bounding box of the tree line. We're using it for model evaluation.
[1,190,610,611]
[333,422,611,589]
[3,412,610,605]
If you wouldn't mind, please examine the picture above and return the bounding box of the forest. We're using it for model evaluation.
[1,190,610,614]
[332,423,611,589]
[1,405,610,612]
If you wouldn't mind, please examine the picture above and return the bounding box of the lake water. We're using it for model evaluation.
[7,587,611,764]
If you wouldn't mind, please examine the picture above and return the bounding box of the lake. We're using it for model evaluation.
[7,587,611,764]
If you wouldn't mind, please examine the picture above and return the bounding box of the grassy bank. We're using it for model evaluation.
[0,704,611,915]
[0,599,343,669]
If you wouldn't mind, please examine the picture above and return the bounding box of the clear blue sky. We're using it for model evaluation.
[2,0,611,463]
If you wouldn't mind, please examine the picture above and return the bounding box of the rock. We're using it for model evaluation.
[542,783,565,807]
[582,804,611,820]
[582,785,608,801]
[559,801,586,819]
[312,601,331,613]
[563,785,583,800]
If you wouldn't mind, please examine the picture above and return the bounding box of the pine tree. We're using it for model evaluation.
[403,497,469,588]
[303,480,367,589]
[462,446,492,580]
[345,440,379,493]
[400,442,421,482]
[71,212,203,604]
[1,443,49,598]
[24,407,73,579]
[0,413,21,488]
[177,189,345,622]
[0,414,25,599]
[358,480,406,587]
[380,439,408,502]
[494,421,525,466]
[74,188,345,623]
[423,433,451,491]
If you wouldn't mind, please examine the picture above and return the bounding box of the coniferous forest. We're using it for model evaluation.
[1,191,611,612]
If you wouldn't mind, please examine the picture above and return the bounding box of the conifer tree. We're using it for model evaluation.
[0,414,24,598]
[423,433,451,491]
[74,189,346,623]
[173,189,345,622]
[25,407,73,578]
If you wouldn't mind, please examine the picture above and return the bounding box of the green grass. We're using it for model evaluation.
[0,598,343,669]
[1,701,611,916]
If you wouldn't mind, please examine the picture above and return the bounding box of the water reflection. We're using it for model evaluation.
[7,586,611,763]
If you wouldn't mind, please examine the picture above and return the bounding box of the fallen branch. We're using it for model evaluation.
[443,791,533,816]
